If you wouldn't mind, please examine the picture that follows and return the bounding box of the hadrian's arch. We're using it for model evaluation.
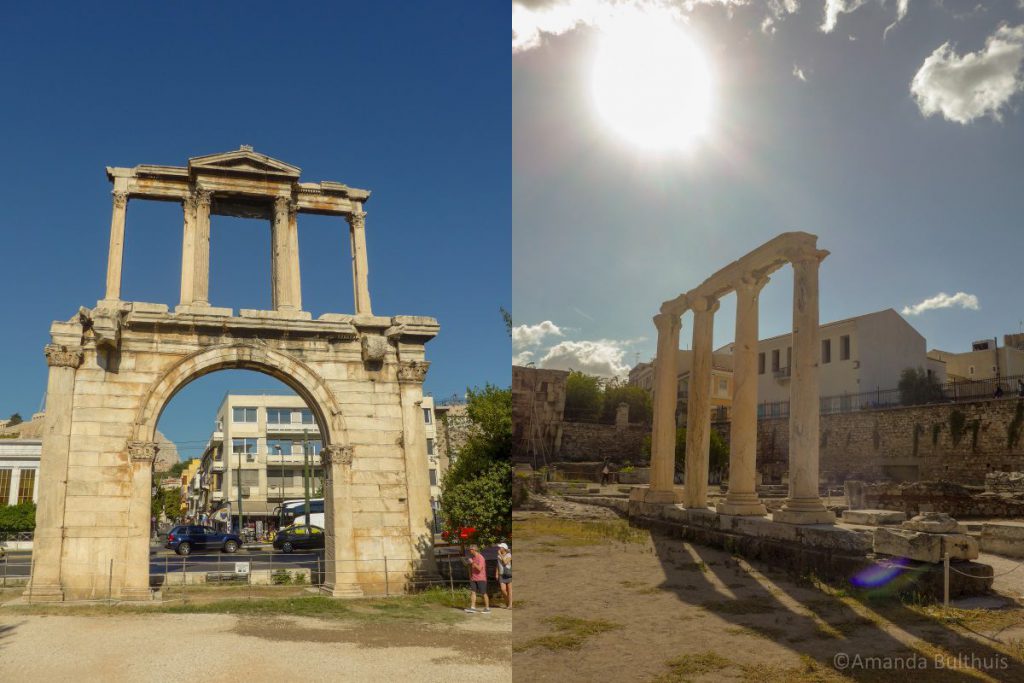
[30,147,439,601]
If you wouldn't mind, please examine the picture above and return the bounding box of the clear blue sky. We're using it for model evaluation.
[513,1,1024,377]
[0,3,510,460]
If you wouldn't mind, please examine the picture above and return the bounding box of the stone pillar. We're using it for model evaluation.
[321,444,363,597]
[683,297,719,509]
[271,196,297,311]
[104,191,129,302]
[27,344,83,601]
[773,251,834,525]
[645,312,682,503]
[287,198,302,311]
[179,193,197,306]
[718,276,768,516]
[122,440,157,600]
[398,361,439,578]
[192,188,213,307]
[614,403,630,430]
[348,208,372,315]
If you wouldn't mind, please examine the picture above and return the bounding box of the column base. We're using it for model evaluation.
[320,582,365,598]
[772,500,835,525]
[22,583,64,602]
[174,304,233,317]
[639,487,684,504]
[716,498,768,516]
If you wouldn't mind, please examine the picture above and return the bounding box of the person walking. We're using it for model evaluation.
[1017,378,1024,398]
[464,544,490,614]
[601,460,611,486]
[496,542,512,609]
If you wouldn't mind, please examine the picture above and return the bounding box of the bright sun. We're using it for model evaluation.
[591,14,712,152]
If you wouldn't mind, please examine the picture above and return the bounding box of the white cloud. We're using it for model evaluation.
[910,25,1024,124]
[883,0,909,39]
[901,291,980,316]
[821,0,868,33]
[512,320,564,348]
[793,64,808,81]
[512,0,748,53]
[539,339,633,377]
[513,350,536,366]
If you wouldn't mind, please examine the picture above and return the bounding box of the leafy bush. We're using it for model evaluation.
[0,502,35,533]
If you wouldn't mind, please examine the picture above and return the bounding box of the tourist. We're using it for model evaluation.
[995,385,1005,399]
[464,544,490,614]
[1018,379,1024,398]
[601,460,611,486]
[496,542,512,609]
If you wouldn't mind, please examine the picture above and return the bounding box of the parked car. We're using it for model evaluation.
[273,525,325,553]
[165,525,241,556]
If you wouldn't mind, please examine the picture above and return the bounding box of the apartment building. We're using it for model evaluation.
[0,439,40,506]
[628,350,734,421]
[928,339,1024,382]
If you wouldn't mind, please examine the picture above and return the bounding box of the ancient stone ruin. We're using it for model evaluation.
[30,147,438,601]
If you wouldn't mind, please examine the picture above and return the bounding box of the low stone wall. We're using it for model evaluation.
[980,524,1024,558]
[847,480,1024,519]
[557,421,648,462]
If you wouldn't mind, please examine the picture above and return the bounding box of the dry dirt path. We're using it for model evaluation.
[0,608,511,682]
[512,496,1024,683]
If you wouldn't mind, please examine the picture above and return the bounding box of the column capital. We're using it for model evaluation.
[736,273,771,294]
[321,444,353,467]
[348,210,366,230]
[44,344,83,369]
[691,295,720,314]
[785,246,829,265]
[112,190,128,210]
[194,187,213,208]
[274,195,298,215]
[397,360,430,384]
[127,440,159,463]
[653,312,681,335]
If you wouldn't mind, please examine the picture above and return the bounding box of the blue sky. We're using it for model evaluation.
[513,0,1024,377]
[0,3,509,460]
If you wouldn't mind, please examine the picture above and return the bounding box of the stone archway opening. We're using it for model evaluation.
[29,148,439,602]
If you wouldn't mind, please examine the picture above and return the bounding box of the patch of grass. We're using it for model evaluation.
[739,655,850,683]
[514,615,622,652]
[701,596,775,615]
[513,517,648,546]
[725,625,785,640]
[652,651,731,682]
[674,561,707,573]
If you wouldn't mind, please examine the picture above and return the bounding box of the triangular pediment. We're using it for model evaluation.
[189,146,301,178]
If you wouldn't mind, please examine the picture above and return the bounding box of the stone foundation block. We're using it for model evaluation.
[980,523,1024,558]
[873,528,978,563]
[841,509,907,526]
[901,512,958,533]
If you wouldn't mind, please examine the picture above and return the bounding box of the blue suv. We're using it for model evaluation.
[166,525,242,556]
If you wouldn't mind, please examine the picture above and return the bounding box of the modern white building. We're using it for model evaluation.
[929,339,1024,382]
[628,351,735,420]
[0,439,41,506]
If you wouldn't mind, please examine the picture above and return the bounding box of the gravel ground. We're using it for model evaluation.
[0,610,511,682]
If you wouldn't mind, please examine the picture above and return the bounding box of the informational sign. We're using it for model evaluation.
[234,562,250,575]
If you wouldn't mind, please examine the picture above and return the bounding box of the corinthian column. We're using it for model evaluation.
[773,249,834,525]
[179,192,198,306]
[27,344,84,601]
[104,191,129,301]
[397,361,440,579]
[192,189,213,307]
[645,312,683,504]
[683,296,719,509]
[718,275,769,516]
[271,196,297,311]
[122,441,158,600]
[348,208,372,315]
[320,444,363,597]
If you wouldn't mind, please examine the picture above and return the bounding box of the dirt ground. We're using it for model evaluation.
[0,599,511,682]
[512,496,1024,683]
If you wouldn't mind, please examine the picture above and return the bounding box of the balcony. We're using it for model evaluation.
[209,430,223,444]
[211,491,224,501]
[210,460,225,471]
[773,366,791,382]
[265,422,320,435]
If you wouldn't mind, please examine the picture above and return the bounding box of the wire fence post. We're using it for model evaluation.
[384,556,389,597]
[317,556,321,587]
[943,552,950,609]
[108,558,113,605]
[448,557,454,595]
[182,555,187,597]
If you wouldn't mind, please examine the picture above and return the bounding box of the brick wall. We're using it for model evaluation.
[557,421,649,462]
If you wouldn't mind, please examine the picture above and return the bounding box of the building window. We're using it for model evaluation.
[427,438,435,456]
[267,439,294,456]
[232,407,257,423]
[758,352,765,375]
[429,469,438,487]
[423,408,432,424]
[0,469,10,502]
[267,408,291,425]
[718,378,728,394]
[307,440,322,455]
[232,438,258,455]
[969,366,975,376]
[822,339,831,364]
[17,470,35,504]
[840,335,850,361]
[771,349,780,372]
[299,409,315,425]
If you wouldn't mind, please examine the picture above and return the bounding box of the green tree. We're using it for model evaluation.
[642,426,729,477]
[898,367,942,406]
[7,413,22,426]
[564,371,603,421]
[600,382,653,425]
[500,306,513,339]
[440,384,512,547]
[0,502,36,533]
[151,487,181,523]
[168,460,188,477]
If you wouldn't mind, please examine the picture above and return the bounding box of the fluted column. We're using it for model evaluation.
[321,444,363,597]
[773,249,834,525]
[348,208,372,315]
[122,441,157,600]
[192,188,212,306]
[26,344,84,601]
[398,361,439,578]
[645,312,683,503]
[179,193,198,306]
[683,297,719,509]
[271,196,298,311]
[104,191,129,301]
[718,275,769,516]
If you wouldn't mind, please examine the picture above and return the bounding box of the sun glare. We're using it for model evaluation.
[591,13,712,152]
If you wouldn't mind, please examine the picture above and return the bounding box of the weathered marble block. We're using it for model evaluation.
[841,509,907,526]
[873,527,978,563]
